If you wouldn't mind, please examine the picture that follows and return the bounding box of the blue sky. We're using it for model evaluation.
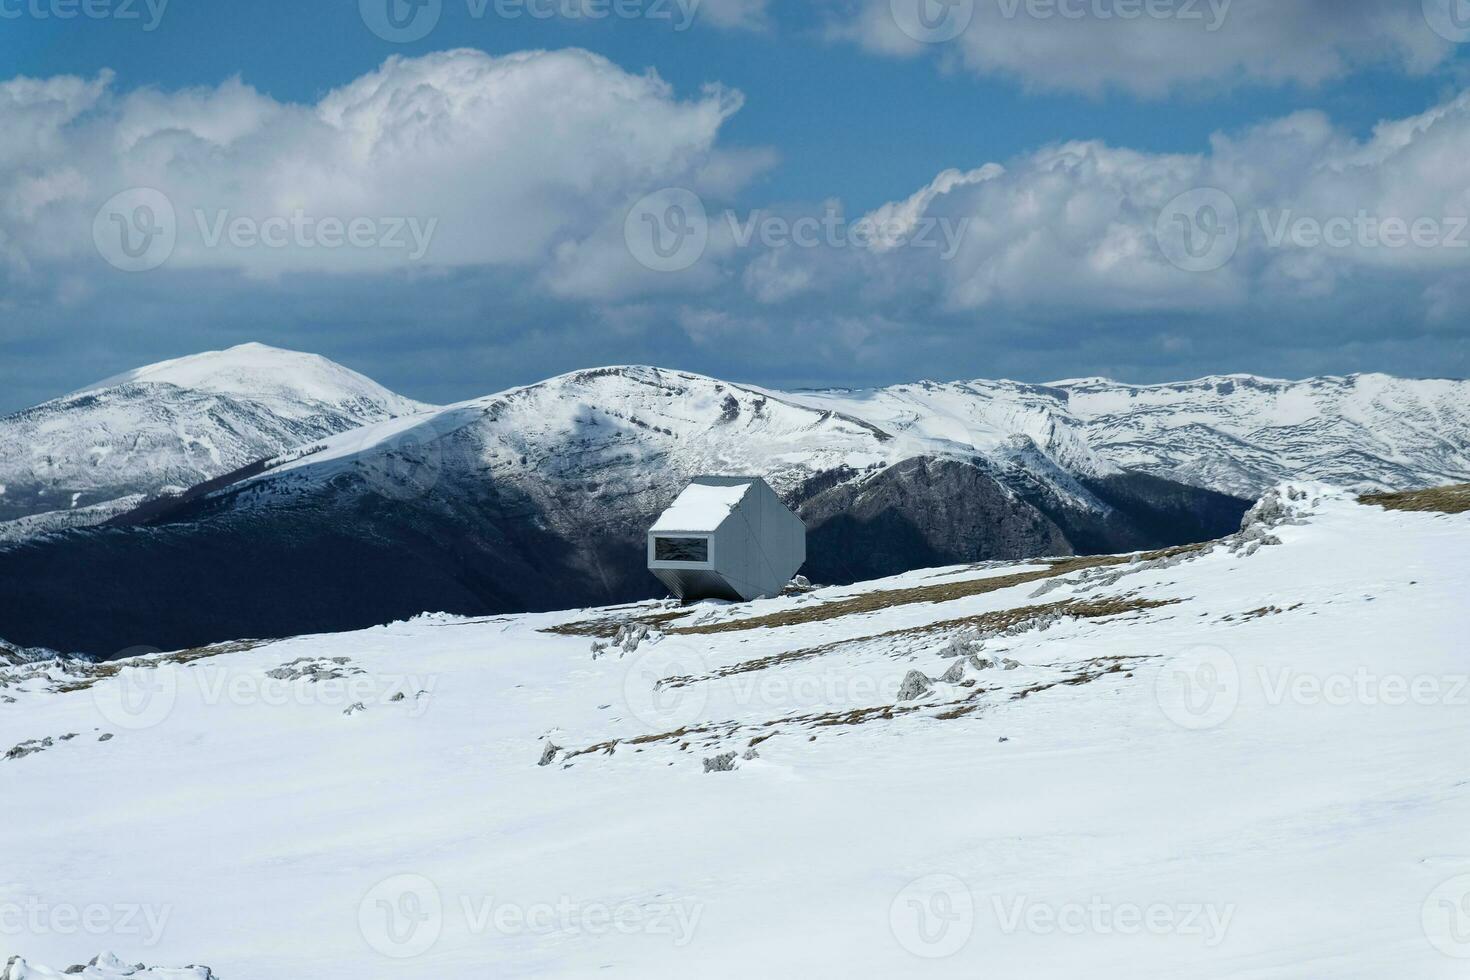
[2,0,1469,410]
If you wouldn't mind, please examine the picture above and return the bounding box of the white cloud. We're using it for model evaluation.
[0,49,753,282]
[704,87,1470,327]
[838,0,1451,97]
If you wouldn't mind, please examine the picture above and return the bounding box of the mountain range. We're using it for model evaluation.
[0,344,1465,656]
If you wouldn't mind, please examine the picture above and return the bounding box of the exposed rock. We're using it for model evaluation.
[341,702,366,716]
[703,752,738,773]
[939,660,965,684]
[5,737,53,761]
[897,670,933,701]
[741,747,760,761]
[267,656,363,683]
[538,742,561,767]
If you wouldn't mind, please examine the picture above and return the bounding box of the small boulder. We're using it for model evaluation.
[939,660,965,684]
[703,752,738,773]
[897,670,933,701]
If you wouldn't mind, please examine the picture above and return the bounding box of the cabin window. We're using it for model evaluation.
[655,537,709,563]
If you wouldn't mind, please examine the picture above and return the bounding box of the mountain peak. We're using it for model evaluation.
[71,342,428,419]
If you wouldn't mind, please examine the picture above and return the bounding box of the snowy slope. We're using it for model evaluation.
[1054,373,1470,496]
[4,486,1467,977]
[796,372,1470,497]
[0,344,428,531]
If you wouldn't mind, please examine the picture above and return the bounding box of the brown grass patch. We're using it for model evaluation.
[660,595,1177,690]
[544,542,1204,640]
[1360,483,1470,515]
[51,639,271,694]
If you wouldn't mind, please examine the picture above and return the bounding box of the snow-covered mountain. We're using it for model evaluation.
[4,484,1467,977]
[796,372,1470,498]
[0,343,427,533]
[1054,373,1470,497]
[2,352,1465,655]
[0,367,1246,655]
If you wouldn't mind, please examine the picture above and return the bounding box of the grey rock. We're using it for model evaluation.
[538,742,561,767]
[939,660,965,684]
[897,670,933,701]
[703,752,738,773]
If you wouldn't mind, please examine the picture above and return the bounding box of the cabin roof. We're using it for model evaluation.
[649,478,757,533]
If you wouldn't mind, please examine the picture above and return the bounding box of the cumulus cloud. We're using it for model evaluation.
[720,88,1470,326]
[0,49,755,283]
[837,0,1451,97]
